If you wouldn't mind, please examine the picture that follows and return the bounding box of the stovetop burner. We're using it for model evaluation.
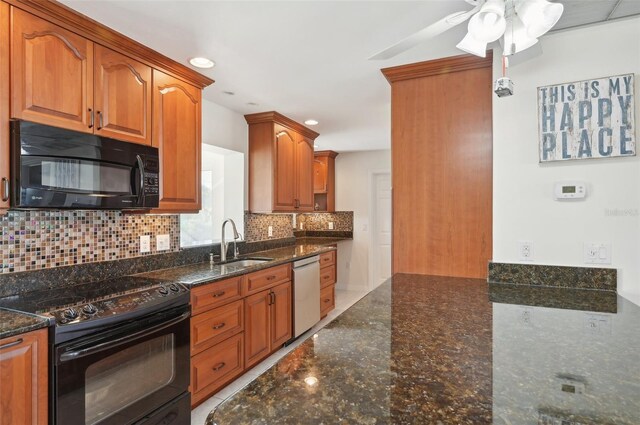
[36,295,87,308]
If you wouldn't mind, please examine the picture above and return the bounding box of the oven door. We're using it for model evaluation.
[54,306,190,425]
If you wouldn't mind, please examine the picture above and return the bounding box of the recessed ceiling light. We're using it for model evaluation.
[304,119,319,126]
[189,57,215,69]
[313,144,319,149]
[304,376,318,386]
[223,91,235,96]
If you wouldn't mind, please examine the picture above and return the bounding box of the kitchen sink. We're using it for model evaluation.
[226,259,271,267]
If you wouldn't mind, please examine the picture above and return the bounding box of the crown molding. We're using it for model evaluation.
[244,111,320,140]
[381,51,493,84]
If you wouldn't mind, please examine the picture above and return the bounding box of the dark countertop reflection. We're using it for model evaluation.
[207,273,640,425]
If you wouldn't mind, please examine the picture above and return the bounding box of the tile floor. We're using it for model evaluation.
[190,288,370,424]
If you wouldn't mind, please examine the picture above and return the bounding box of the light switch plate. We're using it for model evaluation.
[268,226,273,237]
[140,235,151,253]
[328,222,334,230]
[156,234,170,251]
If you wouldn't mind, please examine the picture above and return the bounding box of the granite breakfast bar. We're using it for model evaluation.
[206,273,640,425]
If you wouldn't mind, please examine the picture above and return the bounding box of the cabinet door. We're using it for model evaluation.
[1,2,9,210]
[270,281,292,348]
[273,126,296,211]
[152,70,201,212]
[94,45,151,145]
[244,290,271,368]
[313,158,327,193]
[11,8,93,132]
[0,329,48,425]
[295,136,315,211]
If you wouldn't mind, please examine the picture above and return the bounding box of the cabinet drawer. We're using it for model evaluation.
[191,300,243,355]
[319,250,336,267]
[245,264,291,295]
[191,276,244,315]
[320,284,335,318]
[191,333,243,404]
[320,264,336,289]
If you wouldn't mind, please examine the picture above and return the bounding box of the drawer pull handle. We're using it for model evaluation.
[212,291,226,298]
[267,276,276,281]
[1,177,9,202]
[212,362,226,371]
[0,338,23,350]
[88,108,94,128]
[212,322,226,330]
[324,299,331,303]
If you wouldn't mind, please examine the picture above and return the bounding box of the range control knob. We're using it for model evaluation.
[169,283,180,293]
[158,286,169,295]
[63,308,79,320]
[82,304,98,315]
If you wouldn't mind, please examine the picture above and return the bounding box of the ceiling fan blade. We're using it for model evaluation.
[369,7,481,60]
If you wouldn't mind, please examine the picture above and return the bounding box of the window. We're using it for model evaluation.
[180,144,244,247]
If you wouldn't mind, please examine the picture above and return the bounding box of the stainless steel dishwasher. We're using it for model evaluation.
[292,255,321,338]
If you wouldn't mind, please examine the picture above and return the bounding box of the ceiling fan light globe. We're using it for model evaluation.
[469,12,507,42]
[456,33,487,57]
[503,15,539,55]
[516,0,564,38]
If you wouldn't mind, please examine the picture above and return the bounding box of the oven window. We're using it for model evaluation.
[84,335,175,425]
[25,157,132,194]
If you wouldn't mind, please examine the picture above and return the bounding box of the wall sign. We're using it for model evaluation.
[538,74,635,162]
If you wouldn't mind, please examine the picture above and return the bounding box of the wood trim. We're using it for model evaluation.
[4,0,214,88]
[314,150,338,159]
[381,52,493,83]
[245,111,320,140]
[0,1,9,210]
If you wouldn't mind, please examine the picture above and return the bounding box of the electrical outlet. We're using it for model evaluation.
[299,222,304,230]
[585,313,612,335]
[519,307,534,326]
[139,235,151,253]
[583,242,611,264]
[518,241,534,261]
[328,221,334,230]
[268,226,273,237]
[156,234,170,251]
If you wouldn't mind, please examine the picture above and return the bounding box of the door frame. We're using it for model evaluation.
[368,170,391,290]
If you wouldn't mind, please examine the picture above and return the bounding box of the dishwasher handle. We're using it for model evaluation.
[293,255,320,269]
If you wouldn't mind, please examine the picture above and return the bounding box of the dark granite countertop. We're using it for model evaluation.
[138,239,346,287]
[0,308,50,340]
[207,273,640,425]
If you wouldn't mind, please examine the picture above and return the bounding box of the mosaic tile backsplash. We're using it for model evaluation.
[1,211,179,274]
[298,211,353,231]
[243,211,354,242]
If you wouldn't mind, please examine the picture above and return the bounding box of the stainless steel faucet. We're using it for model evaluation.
[220,218,241,262]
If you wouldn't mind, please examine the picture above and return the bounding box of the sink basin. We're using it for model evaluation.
[222,258,272,267]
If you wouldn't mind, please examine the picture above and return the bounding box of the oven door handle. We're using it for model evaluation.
[59,310,190,363]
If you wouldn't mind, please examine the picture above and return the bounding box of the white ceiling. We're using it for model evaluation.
[60,0,640,152]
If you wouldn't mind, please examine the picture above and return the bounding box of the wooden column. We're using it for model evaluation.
[382,53,493,279]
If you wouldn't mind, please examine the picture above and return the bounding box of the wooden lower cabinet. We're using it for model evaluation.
[244,281,292,369]
[191,333,244,406]
[320,284,336,318]
[0,328,48,425]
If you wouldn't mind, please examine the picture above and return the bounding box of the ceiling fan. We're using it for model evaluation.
[369,0,564,60]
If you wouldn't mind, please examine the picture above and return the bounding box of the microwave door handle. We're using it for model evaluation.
[136,154,145,206]
[59,310,190,363]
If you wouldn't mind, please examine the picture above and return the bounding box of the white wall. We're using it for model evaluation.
[201,99,249,207]
[335,150,391,291]
[493,17,640,302]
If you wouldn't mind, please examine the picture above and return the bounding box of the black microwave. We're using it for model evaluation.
[10,120,159,209]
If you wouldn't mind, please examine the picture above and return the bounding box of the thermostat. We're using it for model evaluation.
[554,182,586,200]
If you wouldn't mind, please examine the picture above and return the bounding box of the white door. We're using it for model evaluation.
[371,173,392,288]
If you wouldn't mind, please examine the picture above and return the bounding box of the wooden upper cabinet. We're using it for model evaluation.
[152,70,202,212]
[246,111,319,213]
[313,151,338,212]
[1,2,9,210]
[295,136,315,212]
[11,8,93,132]
[0,328,48,425]
[94,45,152,145]
[274,126,297,211]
